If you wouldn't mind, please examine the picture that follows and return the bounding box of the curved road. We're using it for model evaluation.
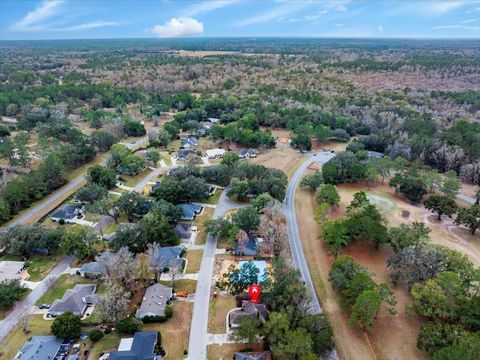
[284,151,335,314]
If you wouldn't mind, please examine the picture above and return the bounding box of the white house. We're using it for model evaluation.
[206,148,225,159]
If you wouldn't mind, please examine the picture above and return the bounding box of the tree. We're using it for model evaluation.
[441,171,461,198]
[299,172,323,192]
[168,258,183,290]
[146,243,163,282]
[38,153,67,192]
[123,118,146,136]
[88,329,104,342]
[96,247,136,290]
[145,148,161,166]
[433,345,479,360]
[115,191,144,222]
[217,261,260,295]
[231,316,260,343]
[417,322,468,355]
[76,183,107,204]
[205,218,235,239]
[346,191,369,212]
[227,179,250,201]
[372,156,392,184]
[88,165,117,189]
[348,290,382,330]
[51,312,81,339]
[422,170,443,193]
[424,195,458,221]
[221,151,240,168]
[180,176,210,202]
[118,154,146,176]
[257,201,288,256]
[232,206,260,232]
[322,220,348,258]
[0,279,28,309]
[61,225,98,259]
[116,317,143,334]
[388,222,431,253]
[298,314,334,356]
[315,184,340,207]
[90,131,117,152]
[313,202,331,226]
[272,327,315,360]
[96,282,131,324]
[365,165,379,189]
[18,313,32,334]
[455,205,480,234]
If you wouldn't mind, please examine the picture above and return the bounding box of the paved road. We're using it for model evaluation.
[284,151,335,314]
[457,193,476,205]
[188,189,246,360]
[0,256,75,341]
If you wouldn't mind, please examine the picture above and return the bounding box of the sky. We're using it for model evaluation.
[1,0,480,40]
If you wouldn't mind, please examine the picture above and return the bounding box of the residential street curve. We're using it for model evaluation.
[0,256,75,342]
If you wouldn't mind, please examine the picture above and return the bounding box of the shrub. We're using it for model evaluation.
[88,329,104,342]
[141,315,167,323]
[51,312,81,339]
[116,317,143,334]
[164,305,173,319]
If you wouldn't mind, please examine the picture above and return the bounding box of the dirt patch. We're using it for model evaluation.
[296,187,429,360]
[251,147,305,180]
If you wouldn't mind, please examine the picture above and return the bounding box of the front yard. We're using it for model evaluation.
[119,168,153,187]
[35,274,95,306]
[185,250,203,274]
[192,207,215,245]
[159,279,197,294]
[208,294,237,334]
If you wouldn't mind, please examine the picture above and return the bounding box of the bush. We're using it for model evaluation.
[51,312,81,339]
[164,305,173,319]
[88,329,104,342]
[116,317,143,334]
[104,327,112,335]
[141,315,167,323]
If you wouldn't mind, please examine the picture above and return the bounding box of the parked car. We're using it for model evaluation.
[39,303,51,309]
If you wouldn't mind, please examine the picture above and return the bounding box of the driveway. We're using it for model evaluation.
[187,189,245,360]
[284,151,335,314]
[0,256,75,342]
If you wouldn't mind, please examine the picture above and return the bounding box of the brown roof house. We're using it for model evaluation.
[229,300,269,329]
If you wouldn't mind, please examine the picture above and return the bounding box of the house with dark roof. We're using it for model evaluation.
[234,237,257,256]
[229,300,269,329]
[234,351,272,360]
[136,284,173,319]
[180,136,197,149]
[48,284,98,317]
[238,149,257,159]
[109,332,161,360]
[179,203,204,221]
[51,204,85,223]
[176,149,196,160]
[14,336,69,360]
[174,223,194,240]
[152,246,185,270]
[78,262,107,278]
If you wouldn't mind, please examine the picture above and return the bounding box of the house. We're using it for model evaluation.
[179,203,204,221]
[200,121,214,129]
[229,300,269,329]
[234,237,258,256]
[238,149,257,158]
[1,116,18,124]
[77,262,107,278]
[174,223,195,240]
[14,336,70,360]
[176,149,196,161]
[109,332,161,360]
[0,261,25,282]
[206,148,225,159]
[208,117,220,123]
[234,351,272,360]
[51,204,85,223]
[48,284,98,317]
[152,246,185,270]
[238,260,269,283]
[180,136,197,149]
[136,283,173,319]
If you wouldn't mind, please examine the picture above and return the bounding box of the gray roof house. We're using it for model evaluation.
[180,136,197,149]
[136,283,173,319]
[234,351,272,360]
[78,262,107,278]
[0,261,25,282]
[234,237,257,256]
[51,204,84,223]
[176,149,196,160]
[48,284,98,317]
[174,223,193,240]
[153,246,185,270]
[109,331,160,360]
[238,149,257,158]
[14,336,69,360]
[229,300,269,329]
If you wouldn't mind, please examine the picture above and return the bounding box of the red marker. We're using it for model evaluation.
[249,284,261,303]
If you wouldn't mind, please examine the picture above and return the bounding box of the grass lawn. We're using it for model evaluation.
[88,332,122,360]
[102,222,118,235]
[0,315,51,360]
[204,189,222,205]
[35,274,95,306]
[160,152,172,166]
[207,343,264,360]
[160,279,197,294]
[143,301,193,359]
[0,254,61,282]
[208,294,237,334]
[121,168,153,187]
[193,207,215,245]
[185,250,203,274]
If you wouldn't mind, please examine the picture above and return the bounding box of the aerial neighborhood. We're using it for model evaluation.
[0,2,480,360]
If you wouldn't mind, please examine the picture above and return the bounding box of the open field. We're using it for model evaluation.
[295,181,429,360]
[0,315,51,360]
[207,343,264,360]
[252,147,305,180]
[143,301,193,359]
[185,249,203,274]
[208,294,237,334]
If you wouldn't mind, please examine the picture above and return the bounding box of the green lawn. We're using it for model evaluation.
[0,255,61,282]
[35,274,95,306]
[120,168,153,187]
[160,279,197,293]
[87,332,122,359]
[204,189,222,205]
[160,152,172,166]
[0,315,51,360]
[102,222,118,235]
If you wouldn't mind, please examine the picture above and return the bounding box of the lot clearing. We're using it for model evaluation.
[252,147,305,179]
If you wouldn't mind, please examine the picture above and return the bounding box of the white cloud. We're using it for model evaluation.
[462,18,479,23]
[377,24,384,33]
[62,21,121,31]
[235,2,310,26]
[182,0,239,17]
[152,17,204,37]
[12,0,65,31]
[335,23,344,27]
[434,24,462,29]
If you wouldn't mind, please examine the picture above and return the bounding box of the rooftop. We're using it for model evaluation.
[179,203,203,221]
[51,204,84,220]
[234,237,257,256]
[79,262,107,275]
[109,332,160,360]
[0,260,24,282]
[49,284,98,316]
[152,246,185,270]
[15,336,67,360]
[136,283,173,319]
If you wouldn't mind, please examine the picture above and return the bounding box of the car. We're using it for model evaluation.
[39,303,51,309]
[300,149,308,154]
[330,150,335,153]
[225,246,233,252]
[176,291,189,297]
[313,153,317,156]
[46,312,58,318]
